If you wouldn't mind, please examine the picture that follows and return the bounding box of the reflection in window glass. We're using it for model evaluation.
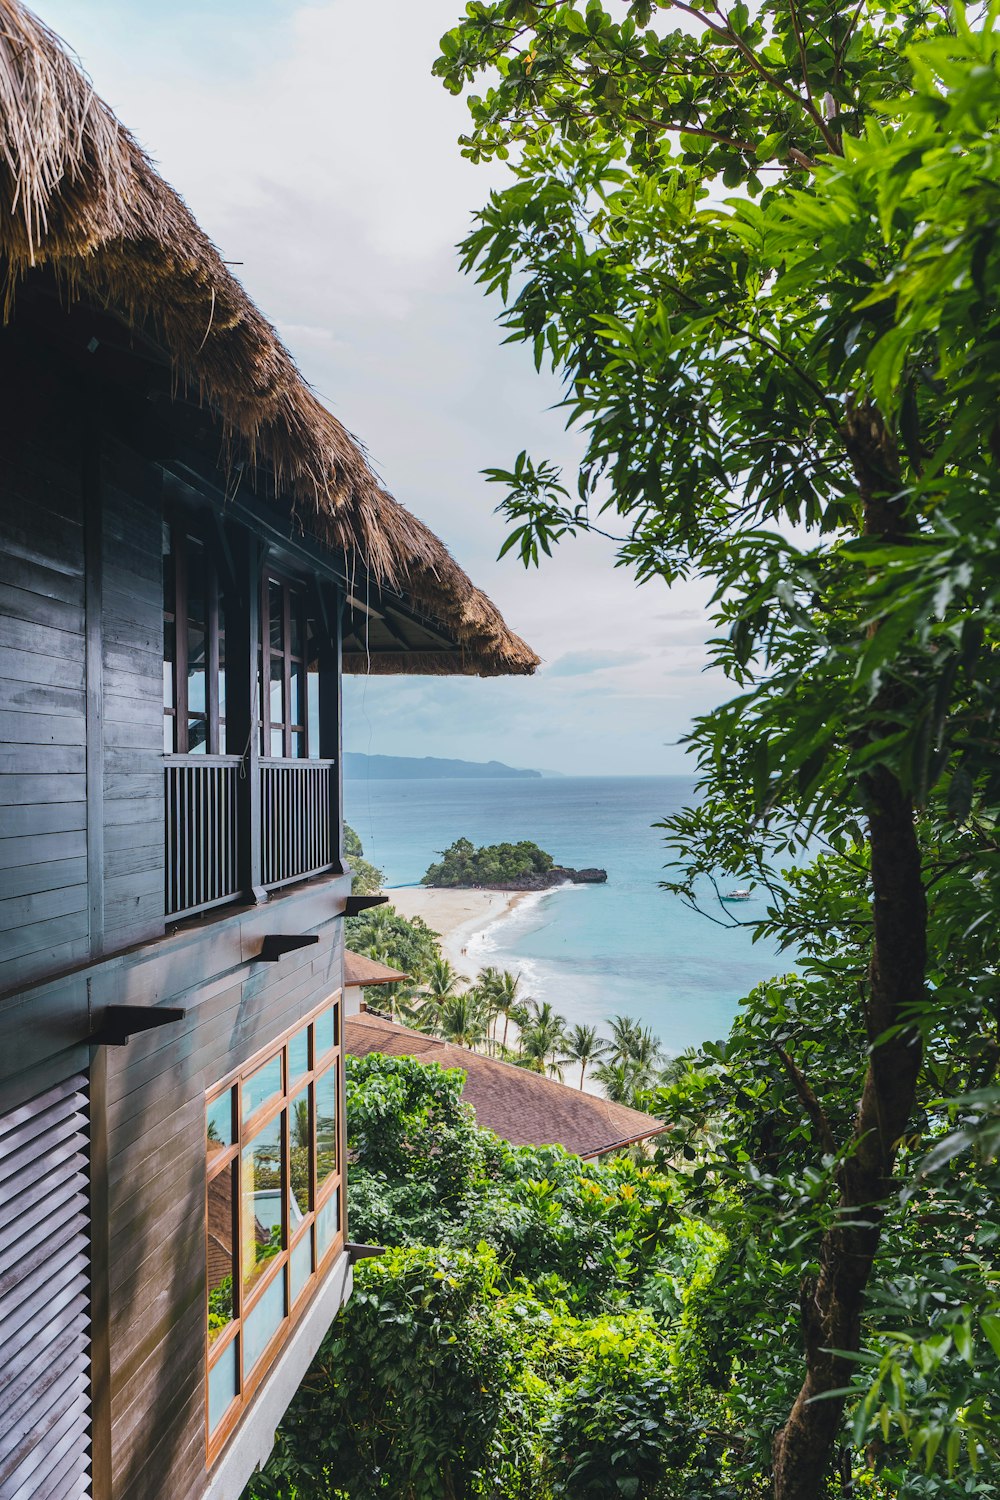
[208,1338,238,1431]
[316,1072,337,1188]
[269,580,283,654]
[187,540,207,727]
[307,665,320,761]
[218,596,227,753]
[314,1006,335,1060]
[288,1026,309,1086]
[242,1116,284,1292]
[288,1086,311,1218]
[207,1162,236,1344]
[290,1230,313,1306]
[207,1089,235,1153]
[316,1193,340,1261]
[244,1268,286,1374]
[244,1055,282,1118]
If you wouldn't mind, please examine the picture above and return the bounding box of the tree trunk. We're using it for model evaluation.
[772,413,927,1497]
[580,1059,586,1090]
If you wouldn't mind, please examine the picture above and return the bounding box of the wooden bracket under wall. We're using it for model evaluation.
[91,1006,186,1047]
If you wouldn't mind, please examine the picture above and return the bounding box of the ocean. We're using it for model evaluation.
[343,775,792,1055]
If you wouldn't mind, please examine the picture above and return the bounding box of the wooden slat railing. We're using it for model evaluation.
[165,755,242,919]
[260,759,336,890]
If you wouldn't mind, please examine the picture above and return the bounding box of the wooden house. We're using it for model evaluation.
[0,4,537,1498]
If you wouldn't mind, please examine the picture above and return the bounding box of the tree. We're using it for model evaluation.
[592,1056,646,1107]
[477,966,525,1051]
[517,998,568,1076]
[344,823,384,896]
[436,5,1000,1493]
[434,991,492,1050]
[424,955,467,1004]
[560,1023,609,1089]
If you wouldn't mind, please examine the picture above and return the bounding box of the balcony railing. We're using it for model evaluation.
[165,756,242,920]
[165,756,337,920]
[260,759,336,889]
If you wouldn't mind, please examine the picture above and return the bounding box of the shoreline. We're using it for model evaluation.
[384,885,533,984]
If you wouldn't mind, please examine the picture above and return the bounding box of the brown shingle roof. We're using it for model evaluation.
[345,1013,664,1160]
[343,950,409,988]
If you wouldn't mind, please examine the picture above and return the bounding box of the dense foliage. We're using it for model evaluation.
[344,824,384,897]
[422,836,555,886]
[430,1,1000,1493]
[248,1054,730,1500]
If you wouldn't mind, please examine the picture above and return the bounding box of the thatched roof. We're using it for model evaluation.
[345,1014,665,1160]
[0,0,538,677]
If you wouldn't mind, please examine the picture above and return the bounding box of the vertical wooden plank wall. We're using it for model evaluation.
[100,440,166,951]
[0,388,91,996]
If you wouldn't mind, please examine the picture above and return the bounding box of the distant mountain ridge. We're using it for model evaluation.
[344,753,543,781]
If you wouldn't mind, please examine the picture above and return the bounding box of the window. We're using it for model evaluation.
[163,518,227,754]
[261,574,321,759]
[205,995,344,1455]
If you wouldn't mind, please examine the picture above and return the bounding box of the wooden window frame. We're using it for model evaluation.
[163,516,227,756]
[204,992,345,1464]
[261,571,311,760]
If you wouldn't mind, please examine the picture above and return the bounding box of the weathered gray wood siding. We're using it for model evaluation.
[0,389,90,995]
[103,885,348,1500]
[100,439,165,953]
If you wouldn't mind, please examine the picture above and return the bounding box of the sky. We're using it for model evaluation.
[40,0,727,775]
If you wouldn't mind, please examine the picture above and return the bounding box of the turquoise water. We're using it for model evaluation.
[343,775,791,1055]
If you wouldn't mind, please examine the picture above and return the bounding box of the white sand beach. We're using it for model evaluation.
[385,886,528,984]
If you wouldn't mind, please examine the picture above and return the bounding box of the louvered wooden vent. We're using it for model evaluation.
[0,1074,92,1500]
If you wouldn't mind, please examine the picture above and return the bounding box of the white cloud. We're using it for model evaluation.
[41,0,727,774]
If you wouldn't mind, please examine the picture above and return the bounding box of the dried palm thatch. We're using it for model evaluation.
[0,0,538,676]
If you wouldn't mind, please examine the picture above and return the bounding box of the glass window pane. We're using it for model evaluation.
[207,1162,236,1345]
[208,1339,238,1431]
[291,731,306,760]
[316,1071,337,1188]
[269,655,284,728]
[307,666,320,760]
[290,1229,313,1307]
[314,1005,336,1060]
[288,1026,309,1086]
[289,603,303,661]
[269,580,283,655]
[207,1089,235,1152]
[244,1268,286,1375]
[288,1086,311,1219]
[163,623,174,712]
[289,663,302,726]
[217,597,226,721]
[188,716,207,753]
[316,1192,340,1262]
[163,714,175,754]
[187,542,207,716]
[241,1115,284,1292]
[244,1055,282,1119]
[270,728,284,757]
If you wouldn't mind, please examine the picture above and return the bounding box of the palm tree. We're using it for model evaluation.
[433,992,490,1051]
[592,1057,645,1107]
[606,1014,643,1066]
[517,1000,567,1077]
[424,956,466,1004]
[477,967,523,1051]
[559,1024,609,1090]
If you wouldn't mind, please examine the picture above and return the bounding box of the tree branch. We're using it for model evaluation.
[774,1044,838,1156]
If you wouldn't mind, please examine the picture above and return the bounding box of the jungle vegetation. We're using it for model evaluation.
[422,837,556,887]
[253,0,1000,1488]
[436,0,1000,1493]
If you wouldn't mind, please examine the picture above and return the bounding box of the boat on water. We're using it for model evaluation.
[722,888,753,901]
